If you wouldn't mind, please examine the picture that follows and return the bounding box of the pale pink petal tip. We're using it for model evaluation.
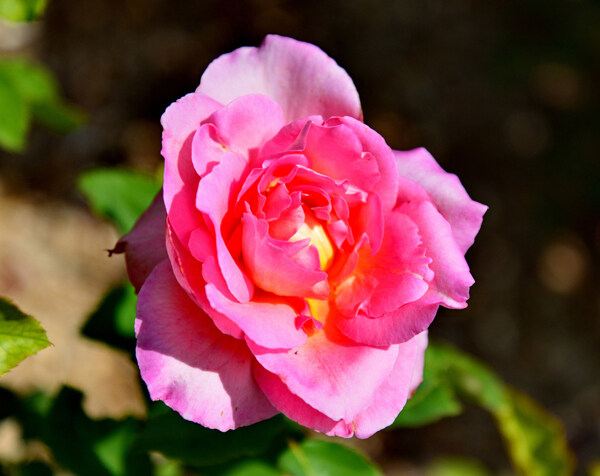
[198,34,362,122]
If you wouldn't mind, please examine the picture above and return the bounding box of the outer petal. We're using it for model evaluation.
[253,363,352,437]
[162,92,222,245]
[136,260,276,431]
[197,35,362,122]
[400,201,474,309]
[247,319,399,423]
[351,331,427,438]
[253,332,429,438]
[115,191,168,291]
[394,148,487,253]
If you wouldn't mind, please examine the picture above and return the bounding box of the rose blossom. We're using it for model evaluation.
[117,35,486,438]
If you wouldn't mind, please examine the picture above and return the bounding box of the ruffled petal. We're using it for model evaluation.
[394,148,487,253]
[162,92,222,245]
[335,211,432,319]
[136,261,277,430]
[400,201,474,309]
[197,35,362,122]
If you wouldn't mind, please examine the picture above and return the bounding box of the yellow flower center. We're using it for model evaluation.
[291,212,335,271]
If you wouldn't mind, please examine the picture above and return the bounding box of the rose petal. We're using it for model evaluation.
[247,318,399,422]
[166,224,244,339]
[330,116,399,212]
[394,148,487,253]
[207,95,285,161]
[304,122,381,195]
[335,212,432,319]
[136,261,277,430]
[195,152,254,303]
[242,213,329,299]
[351,331,428,438]
[162,92,222,245]
[198,35,362,122]
[400,201,474,309]
[253,363,352,437]
[205,283,307,350]
[117,190,168,291]
[337,289,440,346]
[253,332,428,438]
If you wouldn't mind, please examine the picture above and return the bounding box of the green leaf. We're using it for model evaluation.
[137,410,289,468]
[393,384,462,427]
[278,440,382,476]
[495,389,576,476]
[0,73,29,151]
[43,387,151,476]
[0,297,50,375]
[0,58,83,152]
[0,0,47,22]
[223,460,281,476]
[395,342,575,476]
[78,169,161,233]
[425,456,493,476]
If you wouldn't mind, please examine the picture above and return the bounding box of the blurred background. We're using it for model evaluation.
[0,0,598,474]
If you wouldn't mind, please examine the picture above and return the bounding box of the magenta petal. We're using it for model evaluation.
[247,323,399,422]
[117,191,168,291]
[400,201,474,309]
[136,261,277,430]
[162,92,222,245]
[352,331,428,438]
[394,148,487,253]
[197,35,362,122]
[205,283,307,350]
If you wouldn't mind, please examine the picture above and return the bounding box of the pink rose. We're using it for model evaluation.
[118,35,486,438]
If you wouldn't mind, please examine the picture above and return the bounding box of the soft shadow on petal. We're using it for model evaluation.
[247,317,398,423]
[116,190,168,291]
[136,261,277,431]
[253,332,428,439]
[394,148,487,253]
[197,35,362,122]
